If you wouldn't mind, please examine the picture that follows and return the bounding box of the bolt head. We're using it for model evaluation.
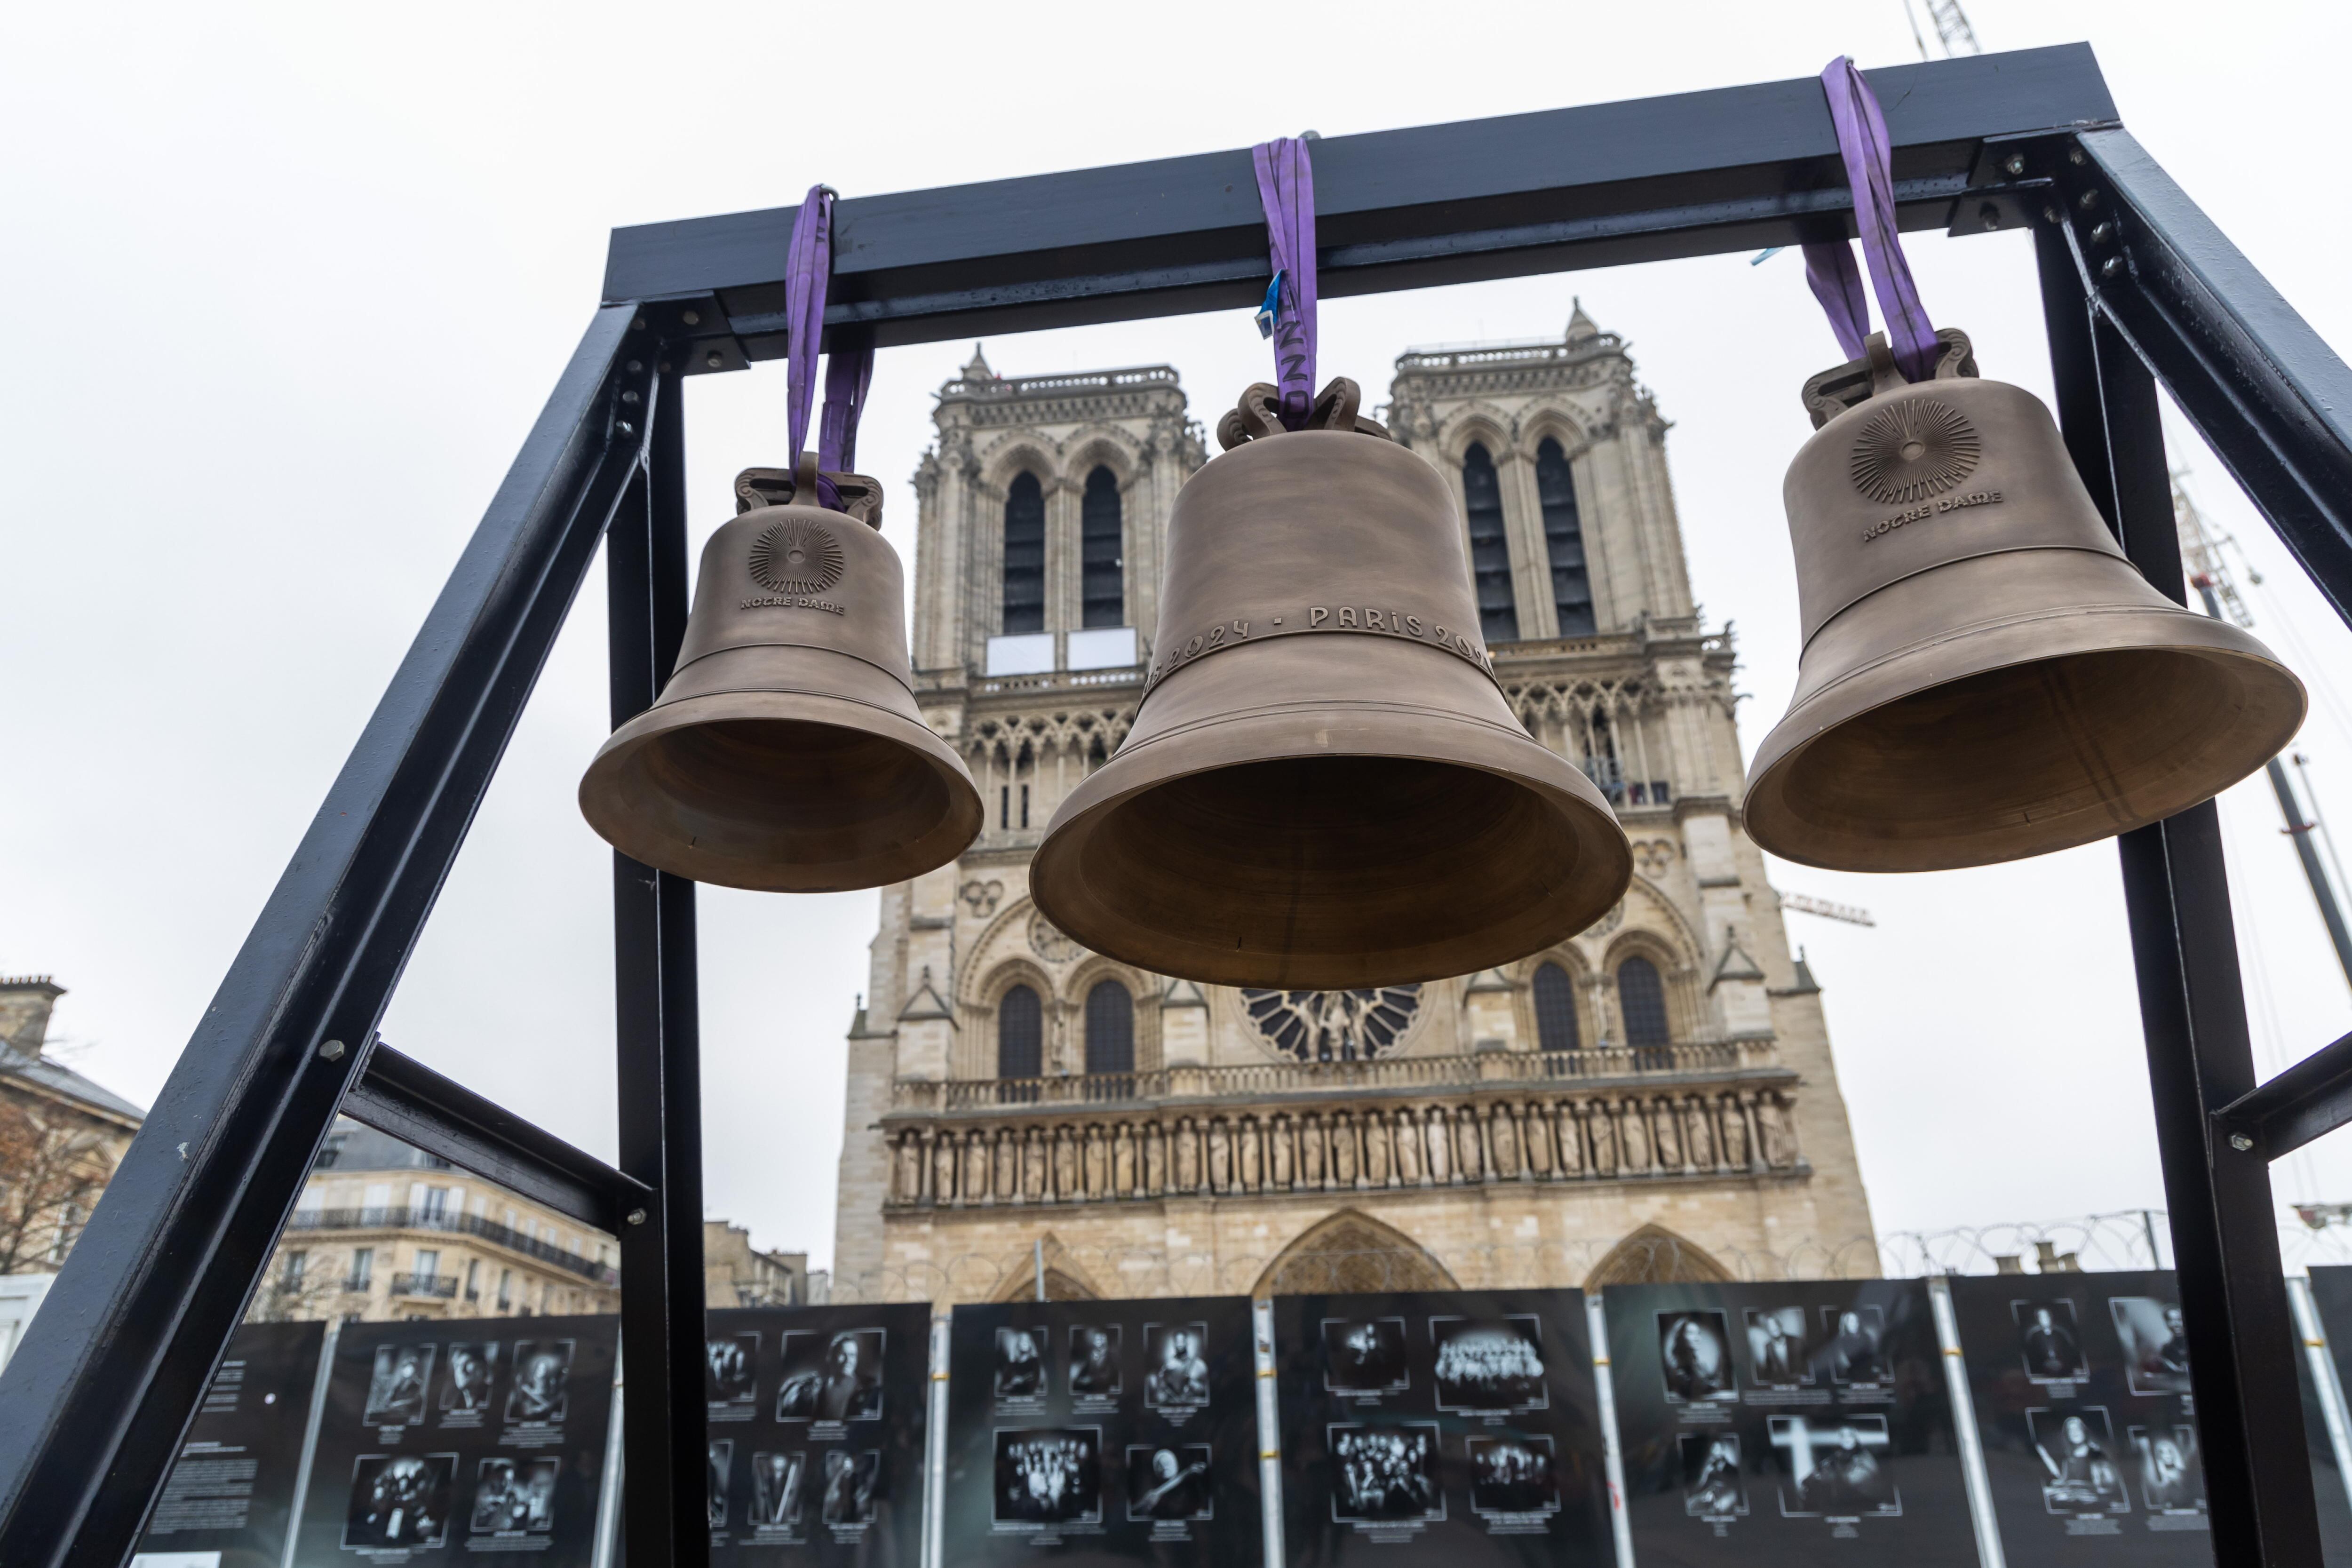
[632,316,647,331]
[706,350,724,369]
[2230,1132,2254,1152]
[2078,188,2101,210]
[2092,222,2115,243]
[1980,207,2001,232]
[2101,256,2124,279]
[2004,153,2026,176]
[318,1038,347,1062]
[617,421,636,436]
[681,310,701,326]
[627,1208,649,1226]
[2068,147,2087,166]
[2043,206,2063,225]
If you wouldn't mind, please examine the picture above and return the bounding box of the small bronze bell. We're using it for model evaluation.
[579,458,982,891]
[1744,331,2305,872]
[1031,380,1632,989]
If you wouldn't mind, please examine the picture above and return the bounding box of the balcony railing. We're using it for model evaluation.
[389,1273,459,1298]
[285,1207,617,1284]
[890,1042,1772,1115]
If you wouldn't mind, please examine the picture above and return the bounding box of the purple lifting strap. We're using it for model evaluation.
[1802,56,1940,383]
[784,183,875,509]
[1251,138,1319,428]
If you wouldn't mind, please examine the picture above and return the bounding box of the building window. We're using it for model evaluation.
[1462,443,1518,642]
[420,1186,449,1222]
[1535,438,1594,635]
[282,1250,309,1290]
[1081,466,1124,628]
[349,1247,374,1292]
[1003,472,1046,635]
[1533,963,1580,1052]
[1083,980,1135,1075]
[1617,957,1671,1047]
[498,1268,514,1310]
[414,1249,439,1284]
[998,985,1043,1079]
[465,1259,481,1302]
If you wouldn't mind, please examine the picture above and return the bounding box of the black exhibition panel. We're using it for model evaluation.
[1601,1278,1971,1565]
[1270,1289,1609,1568]
[944,1295,1261,1568]
[2306,1268,2352,1420]
[1947,1270,2209,1558]
[704,1302,932,1567]
[288,1314,618,1565]
[134,1321,325,1568]
[2288,1297,2352,1567]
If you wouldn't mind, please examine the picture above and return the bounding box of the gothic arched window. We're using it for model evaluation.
[1617,956,1671,1047]
[1002,472,1046,635]
[1461,443,1519,642]
[1083,979,1134,1075]
[1081,466,1125,629]
[998,984,1043,1078]
[1533,962,1580,1052]
[1535,437,1595,636]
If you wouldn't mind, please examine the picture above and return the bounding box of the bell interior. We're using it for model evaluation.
[622,717,954,870]
[1071,753,1583,974]
[1773,646,2262,864]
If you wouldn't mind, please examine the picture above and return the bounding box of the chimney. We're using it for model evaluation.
[0,976,65,1057]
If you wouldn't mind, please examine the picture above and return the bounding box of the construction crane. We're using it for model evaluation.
[1780,893,1877,927]
[1901,0,1982,59]
[2175,472,2352,989]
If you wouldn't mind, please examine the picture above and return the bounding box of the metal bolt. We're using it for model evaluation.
[1979,203,2001,232]
[2230,1133,2254,1152]
[706,350,724,369]
[2077,188,2101,210]
[627,1208,648,1226]
[632,316,646,331]
[681,309,701,326]
[318,1038,347,1062]
[627,359,642,373]
[619,389,639,404]
[2101,256,2123,279]
[2091,222,2115,243]
[2043,206,2062,225]
[617,421,636,436]
[2003,153,2026,176]
[2068,146,2086,166]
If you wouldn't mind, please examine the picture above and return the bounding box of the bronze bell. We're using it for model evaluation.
[1031,380,1632,989]
[1744,330,2305,872]
[579,458,982,891]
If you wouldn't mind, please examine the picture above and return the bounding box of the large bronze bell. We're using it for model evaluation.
[1744,331,2305,872]
[579,459,982,891]
[1031,380,1632,989]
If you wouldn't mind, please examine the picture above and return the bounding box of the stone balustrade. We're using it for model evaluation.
[880,1080,1803,1210]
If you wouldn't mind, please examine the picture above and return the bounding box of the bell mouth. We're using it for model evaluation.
[1746,644,2304,872]
[580,694,983,893]
[1034,749,1627,989]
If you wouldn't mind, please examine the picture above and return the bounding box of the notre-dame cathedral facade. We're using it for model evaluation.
[831,306,1875,1303]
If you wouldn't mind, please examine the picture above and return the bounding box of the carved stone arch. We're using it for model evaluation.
[1515,941,1597,1053]
[1060,425,1146,489]
[1251,1209,1460,1297]
[994,1234,1104,1301]
[1062,953,1160,1072]
[1432,402,1518,466]
[1598,895,1703,1044]
[978,438,1062,498]
[1583,1223,1733,1287]
[1594,875,1706,967]
[963,955,1058,1081]
[1518,403,1599,462]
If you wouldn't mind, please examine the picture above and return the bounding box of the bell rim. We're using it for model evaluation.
[1744,605,2306,872]
[578,686,983,893]
[1032,703,1634,988]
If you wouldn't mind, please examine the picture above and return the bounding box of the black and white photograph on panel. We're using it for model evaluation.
[1274,1289,1611,1566]
[1769,1416,1899,1518]
[1321,1316,1410,1397]
[343,1453,456,1549]
[710,1441,734,1529]
[131,1321,325,1568]
[504,1339,572,1424]
[1680,1433,1747,1520]
[946,1296,1262,1565]
[1124,1444,1212,1521]
[708,1330,760,1413]
[993,1430,1104,1527]
[1331,1424,1445,1523]
[995,1325,1050,1401]
[1069,1325,1122,1401]
[439,1341,498,1419]
[1743,1307,1810,1390]
[776,1328,886,1424]
[1657,1310,1735,1404]
[469,1456,558,1535]
[363,1342,434,1426]
[1607,1279,1976,1563]
[1143,1321,1209,1409]
[2108,1297,2193,1396]
[2289,1278,2352,1568]
[291,1316,618,1565]
[1431,1316,1548,1415]
[706,1302,932,1566]
[1812,1305,1887,1386]
[1951,1270,2217,1560]
[750,1451,805,1530]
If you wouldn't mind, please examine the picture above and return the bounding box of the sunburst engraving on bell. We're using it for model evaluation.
[748,517,844,595]
[1848,397,1980,504]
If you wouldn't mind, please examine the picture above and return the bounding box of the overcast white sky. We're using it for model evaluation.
[8,0,2352,1274]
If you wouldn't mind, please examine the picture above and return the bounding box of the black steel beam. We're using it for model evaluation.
[604,44,2116,353]
[2064,125,2352,630]
[2216,1030,2352,1161]
[0,306,656,1568]
[341,1040,649,1231]
[608,365,710,1568]
[2038,218,2322,1564]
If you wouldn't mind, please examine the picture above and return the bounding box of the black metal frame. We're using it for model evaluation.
[4,39,2352,1567]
